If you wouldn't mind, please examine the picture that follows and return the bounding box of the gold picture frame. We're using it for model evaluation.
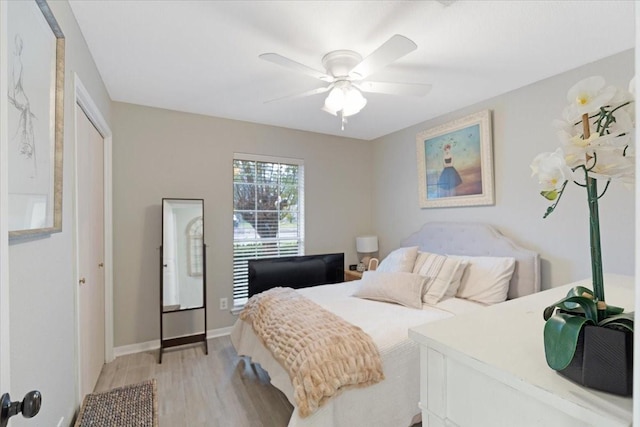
[7,0,64,238]
[416,110,494,208]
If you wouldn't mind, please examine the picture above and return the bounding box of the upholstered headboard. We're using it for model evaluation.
[400,222,540,299]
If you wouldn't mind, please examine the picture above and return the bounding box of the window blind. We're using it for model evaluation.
[232,154,305,306]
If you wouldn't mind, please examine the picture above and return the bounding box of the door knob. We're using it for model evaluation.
[0,391,41,427]
[79,277,86,285]
[98,262,104,268]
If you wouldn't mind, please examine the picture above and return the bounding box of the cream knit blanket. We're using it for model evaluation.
[240,287,384,417]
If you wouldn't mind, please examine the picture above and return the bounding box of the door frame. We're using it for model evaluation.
[635,4,640,421]
[0,0,11,395]
[73,74,113,403]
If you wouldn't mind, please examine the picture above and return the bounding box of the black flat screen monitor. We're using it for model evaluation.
[248,253,345,297]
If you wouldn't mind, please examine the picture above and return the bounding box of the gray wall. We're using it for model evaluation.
[7,1,112,426]
[112,103,373,347]
[371,49,635,290]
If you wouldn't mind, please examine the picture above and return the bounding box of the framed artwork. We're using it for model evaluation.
[7,0,65,238]
[416,110,494,208]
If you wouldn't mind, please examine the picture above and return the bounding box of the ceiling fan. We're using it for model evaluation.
[260,34,431,129]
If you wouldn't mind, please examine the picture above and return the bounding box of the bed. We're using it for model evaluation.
[230,222,540,427]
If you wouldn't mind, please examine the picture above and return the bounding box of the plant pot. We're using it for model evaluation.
[558,324,633,396]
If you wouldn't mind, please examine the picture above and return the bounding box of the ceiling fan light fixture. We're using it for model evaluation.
[261,34,425,130]
[323,85,367,119]
[342,87,367,117]
[324,87,345,114]
[321,105,338,116]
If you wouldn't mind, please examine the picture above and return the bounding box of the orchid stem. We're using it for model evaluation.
[597,180,611,200]
[542,181,568,218]
[582,113,606,320]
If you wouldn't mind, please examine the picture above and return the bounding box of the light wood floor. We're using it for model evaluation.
[94,335,422,426]
[94,336,292,426]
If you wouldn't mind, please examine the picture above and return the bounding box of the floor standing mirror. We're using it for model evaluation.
[159,198,208,363]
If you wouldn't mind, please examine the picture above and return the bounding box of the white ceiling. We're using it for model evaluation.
[68,1,635,141]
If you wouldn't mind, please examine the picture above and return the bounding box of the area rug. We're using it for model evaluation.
[74,379,158,427]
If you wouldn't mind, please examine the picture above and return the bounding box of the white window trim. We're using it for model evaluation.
[233,152,304,167]
[232,153,305,307]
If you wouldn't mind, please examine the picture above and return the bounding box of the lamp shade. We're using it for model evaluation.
[342,87,367,117]
[324,87,344,114]
[323,85,367,118]
[356,236,378,253]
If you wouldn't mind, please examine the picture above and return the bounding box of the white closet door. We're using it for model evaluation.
[76,105,105,398]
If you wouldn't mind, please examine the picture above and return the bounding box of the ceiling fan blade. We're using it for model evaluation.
[264,85,332,104]
[348,35,417,80]
[357,81,432,97]
[260,53,333,82]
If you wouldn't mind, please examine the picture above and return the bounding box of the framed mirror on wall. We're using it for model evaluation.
[160,198,208,363]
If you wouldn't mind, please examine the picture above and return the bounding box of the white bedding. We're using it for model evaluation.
[230,280,484,427]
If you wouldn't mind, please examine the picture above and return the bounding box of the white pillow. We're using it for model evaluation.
[353,271,426,309]
[451,255,516,305]
[413,252,468,305]
[376,246,419,273]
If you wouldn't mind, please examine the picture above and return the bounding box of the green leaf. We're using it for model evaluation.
[541,190,558,200]
[566,286,593,298]
[542,295,598,323]
[559,287,625,317]
[544,313,593,370]
[599,312,634,333]
[543,305,556,321]
[563,286,594,309]
[604,304,625,316]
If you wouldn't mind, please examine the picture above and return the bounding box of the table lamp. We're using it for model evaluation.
[356,236,379,271]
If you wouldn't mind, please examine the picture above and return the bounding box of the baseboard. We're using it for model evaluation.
[207,326,233,339]
[113,339,159,357]
[113,326,233,358]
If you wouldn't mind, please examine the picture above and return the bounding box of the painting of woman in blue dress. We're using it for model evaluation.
[423,123,483,200]
[437,143,462,196]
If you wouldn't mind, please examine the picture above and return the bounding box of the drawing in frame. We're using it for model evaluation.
[7,0,65,238]
[416,110,494,208]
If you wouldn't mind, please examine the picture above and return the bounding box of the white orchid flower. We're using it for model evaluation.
[587,147,634,182]
[552,119,573,133]
[618,105,634,126]
[611,86,633,105]
[553,119,582,142]
[557,130,586,168]
[558,130,602,167]
[606,108,634,134]
[615,170,635,190]
[533,77,634,218]
[562,76,617,122]
[623,101,635,123]
[530,149,573,192]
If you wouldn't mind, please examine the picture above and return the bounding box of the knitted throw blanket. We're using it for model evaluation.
[240,287,384,417]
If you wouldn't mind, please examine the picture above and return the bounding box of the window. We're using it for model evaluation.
[187,216,203,276]
[233,154,304,306]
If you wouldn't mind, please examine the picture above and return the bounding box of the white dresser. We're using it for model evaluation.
[409,274,634,427]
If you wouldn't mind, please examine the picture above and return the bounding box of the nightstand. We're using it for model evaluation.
[344,270,363,281]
